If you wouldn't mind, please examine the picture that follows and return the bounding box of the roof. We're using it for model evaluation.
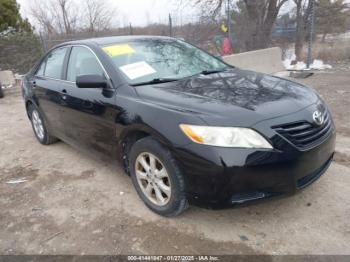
[66,35,175,46]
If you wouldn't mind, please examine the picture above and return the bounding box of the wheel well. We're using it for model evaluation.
[121,131,150,175]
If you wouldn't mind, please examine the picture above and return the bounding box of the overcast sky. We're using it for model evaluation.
[16,0,309,30]
[16,0,198,27]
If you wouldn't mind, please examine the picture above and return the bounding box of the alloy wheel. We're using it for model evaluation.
[32,110,45,140]
[135,152,171,206]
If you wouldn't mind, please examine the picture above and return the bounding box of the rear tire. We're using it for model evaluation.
[129,137,188,217]
[28,105,58,145]
[0,85,4,98]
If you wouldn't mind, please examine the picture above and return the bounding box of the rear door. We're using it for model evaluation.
[58,45,118,157]
[31,47,70,138]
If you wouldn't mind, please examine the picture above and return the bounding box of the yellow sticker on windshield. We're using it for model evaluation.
[102,44,135,57]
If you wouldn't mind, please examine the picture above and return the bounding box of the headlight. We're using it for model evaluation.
[180,124,273,149]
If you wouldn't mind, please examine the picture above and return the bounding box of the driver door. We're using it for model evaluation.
[59,46,118,157]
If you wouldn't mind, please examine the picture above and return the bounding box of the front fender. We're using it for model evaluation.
[115,96,206,148]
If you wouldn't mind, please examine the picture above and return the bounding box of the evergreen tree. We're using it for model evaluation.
[315,0,349,42]
[0,0,32,32]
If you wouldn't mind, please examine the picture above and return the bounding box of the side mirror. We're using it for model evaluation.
[76,75,107,89]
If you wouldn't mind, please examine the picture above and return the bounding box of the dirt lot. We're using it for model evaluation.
[0,66,350,255]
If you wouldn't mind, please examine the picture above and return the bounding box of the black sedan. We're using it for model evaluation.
[22,36,336,217]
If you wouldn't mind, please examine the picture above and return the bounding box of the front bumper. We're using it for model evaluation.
[171,123,336,209]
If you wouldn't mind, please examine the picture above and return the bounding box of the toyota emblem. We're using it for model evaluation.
[313,110,324,126]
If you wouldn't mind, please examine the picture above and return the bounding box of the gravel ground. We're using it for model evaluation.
[0,67,349,255]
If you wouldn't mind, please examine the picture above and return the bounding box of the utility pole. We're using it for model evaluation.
[307,0,315,69]
[227,0,231,43]
[169,13,173,37]
[39,32,47,52]
[129,23,133,35]
[226,0,233,52]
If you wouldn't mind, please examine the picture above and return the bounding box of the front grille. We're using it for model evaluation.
[272,110,333,149]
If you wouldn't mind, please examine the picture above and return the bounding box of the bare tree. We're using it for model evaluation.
[54,0,78,34]
[84,0,117,33]
[293,0,313,61]
[243,0,289,50]
[30,0,57,35]
[30,0,79,35]
[189,0,289,50]
[194,0,226,15]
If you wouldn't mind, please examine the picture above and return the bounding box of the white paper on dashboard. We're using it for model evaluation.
[119,61,157,80]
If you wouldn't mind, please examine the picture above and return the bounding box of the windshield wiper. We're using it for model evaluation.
[200,68,228,75]
[131,78,179,86]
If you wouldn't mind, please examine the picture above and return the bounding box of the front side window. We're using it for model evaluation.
[67,46,104,82]
[36,60,46,76]
[102,39,229,85]
[44,47,68,79]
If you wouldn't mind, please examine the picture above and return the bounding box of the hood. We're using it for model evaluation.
[135,69,319,127]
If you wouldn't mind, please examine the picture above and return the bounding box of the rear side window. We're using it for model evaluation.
[66,46,104,82]
[44,47,68,79]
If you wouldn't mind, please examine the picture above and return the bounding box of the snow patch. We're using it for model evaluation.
[283,54,332,71]
[311,59,332,70]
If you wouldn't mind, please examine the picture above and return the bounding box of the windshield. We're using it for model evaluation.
[101,39,230,85]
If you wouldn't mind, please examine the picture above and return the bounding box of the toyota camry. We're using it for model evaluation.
[22,36,336,217]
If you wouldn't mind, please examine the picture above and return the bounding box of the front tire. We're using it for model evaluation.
[129,137,188,217]
[28,105,58,145]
